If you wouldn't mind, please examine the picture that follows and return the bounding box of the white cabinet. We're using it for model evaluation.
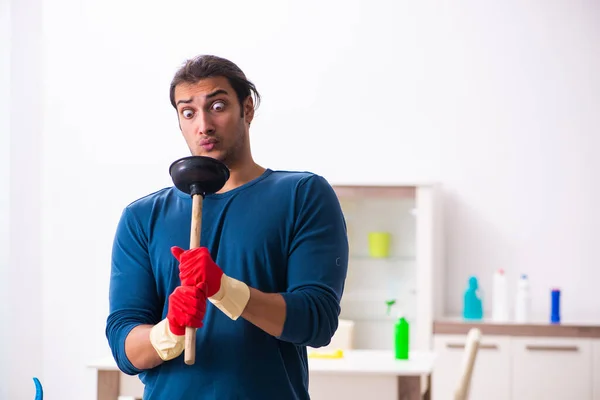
[511,337,593,400]
[593,340,600,400]
[433,333,597,400]
[432,334,511,400]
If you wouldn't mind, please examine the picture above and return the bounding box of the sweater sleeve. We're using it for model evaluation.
[105,207,161,375]
[279,175,349,347]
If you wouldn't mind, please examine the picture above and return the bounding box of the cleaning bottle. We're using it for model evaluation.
[463,276,483,320]
[394,315,410,360]
[550,288,561,324]
[515,274,531,323]
[492,269,508,322]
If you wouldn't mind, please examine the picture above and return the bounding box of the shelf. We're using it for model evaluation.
[341,291,416,318]
[349,254,415,262]
[341,289,417,302]
[340,316,400,322]
[325,183,442,352]
[340,302,417,323]
[333,185,416,199]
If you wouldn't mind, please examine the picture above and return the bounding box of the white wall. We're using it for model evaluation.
[435,2,600,319]
[0,0,11,398]
[2,0,44,399]
[4,0,599,398]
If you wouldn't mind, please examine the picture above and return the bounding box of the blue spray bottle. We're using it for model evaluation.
[550,288,561,324]
[463,276,483,320]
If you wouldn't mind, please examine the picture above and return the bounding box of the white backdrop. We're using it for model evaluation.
[0,0,11,397]
[2,0,45,398]
[3,0,600,399]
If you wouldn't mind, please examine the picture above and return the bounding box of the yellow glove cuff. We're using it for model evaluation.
[209,274,250,320]
[149,318,185,361]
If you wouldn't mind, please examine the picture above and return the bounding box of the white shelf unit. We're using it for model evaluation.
[332,184,444,352]
[433,334,599,400]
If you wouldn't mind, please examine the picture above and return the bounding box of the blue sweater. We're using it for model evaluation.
[105,169,349,400]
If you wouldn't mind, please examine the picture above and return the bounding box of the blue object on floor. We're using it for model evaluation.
[33,377,43,400]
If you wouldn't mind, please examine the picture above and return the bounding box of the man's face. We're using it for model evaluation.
[174,76,253,166]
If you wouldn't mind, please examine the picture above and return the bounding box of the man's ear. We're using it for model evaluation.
[243,97,254,125]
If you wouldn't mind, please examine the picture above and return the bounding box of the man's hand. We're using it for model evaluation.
[171,247,223,297]
[167,285,207,335]
[171,246,251,320]
[149,284,206,361]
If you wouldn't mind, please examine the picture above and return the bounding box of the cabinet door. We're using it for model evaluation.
[511,337,593,400]
[593,340,600,400]
[432,334,511,400]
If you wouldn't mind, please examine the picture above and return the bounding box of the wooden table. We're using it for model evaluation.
[88,349,436,400]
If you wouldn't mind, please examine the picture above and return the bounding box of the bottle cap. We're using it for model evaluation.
[468,276,479,289]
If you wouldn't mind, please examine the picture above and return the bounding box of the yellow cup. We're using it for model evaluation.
[368,232,392,258]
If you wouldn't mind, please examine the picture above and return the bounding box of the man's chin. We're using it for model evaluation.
[193,149,219,158]
[192,150,230,166]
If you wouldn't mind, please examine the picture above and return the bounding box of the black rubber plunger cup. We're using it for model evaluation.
[169,155,230,365]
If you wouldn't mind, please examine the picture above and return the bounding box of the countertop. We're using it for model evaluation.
[434,317,600,338]
[307,349,436,376]
[88,350,437,376]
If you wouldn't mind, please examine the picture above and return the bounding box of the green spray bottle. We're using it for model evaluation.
[394,314,410,360]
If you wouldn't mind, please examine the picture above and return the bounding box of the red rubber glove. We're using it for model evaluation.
[166,285,207,336]
[171,246,250,320]
[171,246,223,297]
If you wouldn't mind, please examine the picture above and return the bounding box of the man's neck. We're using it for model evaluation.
[219,161,266,193]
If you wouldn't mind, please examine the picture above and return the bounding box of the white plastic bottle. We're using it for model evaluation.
[492,269,508,322]
[515,274,532,323]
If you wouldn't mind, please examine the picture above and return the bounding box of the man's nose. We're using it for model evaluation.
[196,112,215,135]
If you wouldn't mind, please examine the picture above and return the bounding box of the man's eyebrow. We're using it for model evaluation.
[175,89,229,107]
[205,89,229,99]
[176,98,193,106]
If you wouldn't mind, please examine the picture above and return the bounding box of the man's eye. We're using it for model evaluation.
[182,109,194,118]
[212,101,225,111]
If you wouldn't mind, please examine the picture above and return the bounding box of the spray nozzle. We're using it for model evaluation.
[385,299,396,316]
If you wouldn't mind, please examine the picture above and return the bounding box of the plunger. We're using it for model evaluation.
[169,155,230,365]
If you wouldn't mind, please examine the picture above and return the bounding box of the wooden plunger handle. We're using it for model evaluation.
[184,193,203,365]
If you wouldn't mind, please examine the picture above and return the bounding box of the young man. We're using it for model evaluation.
[105,55,349,399]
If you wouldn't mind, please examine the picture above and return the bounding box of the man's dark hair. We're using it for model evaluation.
[169,55,261,117]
